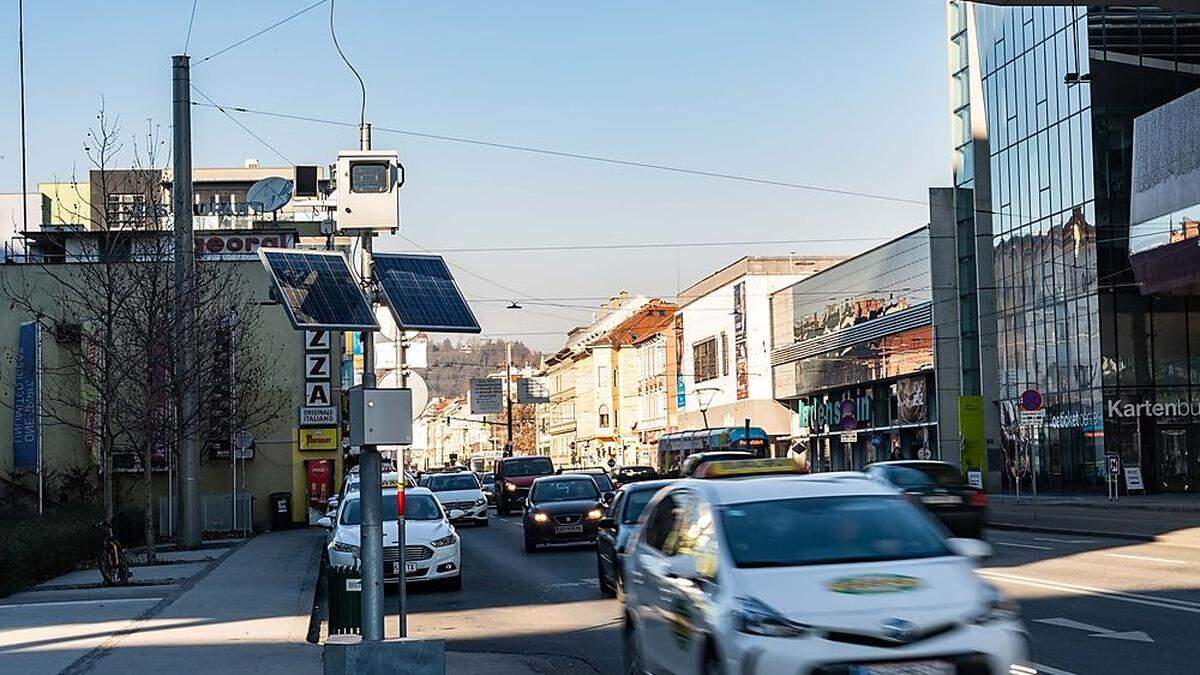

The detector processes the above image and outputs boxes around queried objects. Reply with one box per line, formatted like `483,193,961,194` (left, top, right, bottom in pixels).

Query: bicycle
97,520,132,586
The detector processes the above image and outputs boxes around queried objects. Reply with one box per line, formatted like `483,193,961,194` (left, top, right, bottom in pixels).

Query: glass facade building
951,2,1200,492
771,229,939,472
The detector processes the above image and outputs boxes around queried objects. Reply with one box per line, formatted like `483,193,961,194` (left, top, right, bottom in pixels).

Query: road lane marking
1027,663,1079,675
1104,553,1186,565
1034,617,1154,642
981,570,1200,614
0,597,163,609
995,541,1054,550
1032,537,1095,544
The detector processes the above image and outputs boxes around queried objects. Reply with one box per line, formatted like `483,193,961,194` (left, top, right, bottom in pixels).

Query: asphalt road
386,507,1200,675
384,510,622,674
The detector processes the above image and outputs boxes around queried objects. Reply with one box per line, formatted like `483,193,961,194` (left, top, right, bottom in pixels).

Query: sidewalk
75,528,324,674
987,492,1200,542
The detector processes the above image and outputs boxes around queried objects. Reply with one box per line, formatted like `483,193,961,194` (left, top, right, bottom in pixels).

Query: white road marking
1034,617,1154,642
1105,553,1186,565
547,580,599,589
1027,662,1080,675
995,541,1054,550
0,597,163,609
982,570,1200,614
1032,537,1095,544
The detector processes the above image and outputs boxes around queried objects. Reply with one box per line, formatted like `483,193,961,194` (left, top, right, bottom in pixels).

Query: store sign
194,231,296,258
796,394,873,433
1124,466,1145,492
299,406,338,426
1107,399,1200,418
300,427,340,451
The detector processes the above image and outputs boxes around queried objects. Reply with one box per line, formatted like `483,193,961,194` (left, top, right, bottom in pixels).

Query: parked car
522,474,605,552
621,472,1026,674
320,486,462,590
865,460,988,538
596,479,674,597
611,465,658,489
427,471,489,527
494,455,555,515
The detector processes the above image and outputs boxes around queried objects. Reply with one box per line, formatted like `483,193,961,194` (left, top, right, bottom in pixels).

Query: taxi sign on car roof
692,457,803,479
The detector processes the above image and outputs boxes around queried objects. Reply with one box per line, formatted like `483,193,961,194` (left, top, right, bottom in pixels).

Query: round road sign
1018,389,1043,412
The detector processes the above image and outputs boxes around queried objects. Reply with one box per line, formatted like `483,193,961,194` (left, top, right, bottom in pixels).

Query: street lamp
694,386,720,430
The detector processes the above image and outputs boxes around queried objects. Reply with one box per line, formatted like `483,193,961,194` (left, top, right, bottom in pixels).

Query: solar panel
258,249,379,331
373,253,481,333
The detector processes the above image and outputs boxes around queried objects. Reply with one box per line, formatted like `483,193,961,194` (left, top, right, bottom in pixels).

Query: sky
1,1,951,351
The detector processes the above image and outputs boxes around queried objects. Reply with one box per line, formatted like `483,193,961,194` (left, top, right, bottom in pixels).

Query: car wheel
479,517,490,528
701,640,723,675
524,532,537,553
623,615,644,675
597,555,615,597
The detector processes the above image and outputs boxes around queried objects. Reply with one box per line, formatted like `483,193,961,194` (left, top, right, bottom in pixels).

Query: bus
655,426,770,476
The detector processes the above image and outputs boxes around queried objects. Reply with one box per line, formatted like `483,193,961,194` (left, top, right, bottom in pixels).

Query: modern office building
947,2,1200,492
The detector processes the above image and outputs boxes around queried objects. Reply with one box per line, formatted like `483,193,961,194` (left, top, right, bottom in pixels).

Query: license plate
406,562,418,573
921,495,962,505
555,524,584,534
388,562,419,576
853,661,954,675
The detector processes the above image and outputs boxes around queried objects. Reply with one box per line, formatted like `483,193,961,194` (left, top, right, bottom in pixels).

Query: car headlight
969,584,1021,625
474,497,486,506
331,541,359,555
732,597,810,638
586,508,604,520
532,512,549,524
430,534,458,547
505,482,517,492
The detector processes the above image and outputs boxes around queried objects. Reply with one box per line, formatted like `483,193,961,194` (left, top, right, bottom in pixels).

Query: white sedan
425,471,489,526
322,487,462,590
622,466,1029,674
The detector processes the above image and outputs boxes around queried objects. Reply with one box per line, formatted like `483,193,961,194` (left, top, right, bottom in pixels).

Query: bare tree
2,107,290,559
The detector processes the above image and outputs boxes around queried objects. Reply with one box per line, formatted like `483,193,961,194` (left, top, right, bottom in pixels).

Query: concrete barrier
323,634,445,675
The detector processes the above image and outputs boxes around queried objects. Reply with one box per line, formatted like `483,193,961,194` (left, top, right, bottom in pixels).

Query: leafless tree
1,107,290,559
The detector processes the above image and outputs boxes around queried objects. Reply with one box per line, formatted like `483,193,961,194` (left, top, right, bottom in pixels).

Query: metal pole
356,121,386,642
506,343,513,455
397,323,408,638
18,0,28,238
172,55,201,548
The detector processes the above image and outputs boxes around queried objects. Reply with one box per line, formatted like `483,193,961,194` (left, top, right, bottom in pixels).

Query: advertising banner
300,426,340,451
305,458,335,524
12,322,39,468
896,377,927,423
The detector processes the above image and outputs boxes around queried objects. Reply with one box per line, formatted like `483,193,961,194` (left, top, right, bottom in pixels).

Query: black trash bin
269,492,291,531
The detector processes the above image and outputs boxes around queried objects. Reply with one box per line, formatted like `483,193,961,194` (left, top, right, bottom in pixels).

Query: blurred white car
426,471,489,527
621,463,1029,674
322,486,462,590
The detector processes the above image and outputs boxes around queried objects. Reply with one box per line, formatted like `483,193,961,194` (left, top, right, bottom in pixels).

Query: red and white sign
195,231,297,258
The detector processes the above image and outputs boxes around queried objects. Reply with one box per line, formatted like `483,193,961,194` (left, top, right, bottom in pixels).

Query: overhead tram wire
185,102,927,208
190,85,294,166
183,0,200,54
329,0,366,129
194,0,329,67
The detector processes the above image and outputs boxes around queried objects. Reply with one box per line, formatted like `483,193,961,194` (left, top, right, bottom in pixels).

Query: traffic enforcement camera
335,150,402,231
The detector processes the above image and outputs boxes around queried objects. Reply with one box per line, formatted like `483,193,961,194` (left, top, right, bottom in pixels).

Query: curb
986,521,1157,542
989,498,1200,514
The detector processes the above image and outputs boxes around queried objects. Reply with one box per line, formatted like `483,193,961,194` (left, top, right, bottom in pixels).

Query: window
350,163,389,193
597,366,610,389
598,405,610,428
641,492,683,554
720,332,729,376
693,338,718,382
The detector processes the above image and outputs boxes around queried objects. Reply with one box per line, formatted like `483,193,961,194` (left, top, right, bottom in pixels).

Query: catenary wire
183,0,200,55
190,85,294,165
195,0,329,66
328,0,366,129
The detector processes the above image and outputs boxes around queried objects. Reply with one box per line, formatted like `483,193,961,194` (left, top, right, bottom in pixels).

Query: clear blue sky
1,1,950,350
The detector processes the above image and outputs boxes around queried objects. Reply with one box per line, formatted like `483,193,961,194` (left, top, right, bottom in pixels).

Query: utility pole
506,342,514,456
355,122,386,643
172,55,201,548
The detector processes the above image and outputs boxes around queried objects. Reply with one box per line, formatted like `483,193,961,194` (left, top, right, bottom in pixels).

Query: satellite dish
245,176,294,214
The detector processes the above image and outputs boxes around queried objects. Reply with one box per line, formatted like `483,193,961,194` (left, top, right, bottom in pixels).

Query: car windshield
618,467,657,481
720,496,950,568
621,488,658,524
428,474,479,492
887,464,967,488
340,494,443,524
531,478,599,502
503,458,553,477
481,473,494,483
570,472,613,491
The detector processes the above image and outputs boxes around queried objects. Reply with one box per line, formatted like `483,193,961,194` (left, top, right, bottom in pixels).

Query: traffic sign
1019,409,1046,427
1019,389,1043,412
234,430,253,450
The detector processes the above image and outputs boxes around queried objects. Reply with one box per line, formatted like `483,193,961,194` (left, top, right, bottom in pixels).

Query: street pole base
323,634,445,674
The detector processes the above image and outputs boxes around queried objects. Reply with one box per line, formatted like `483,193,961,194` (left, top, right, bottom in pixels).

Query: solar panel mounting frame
372,252,481,334
258,247,380,332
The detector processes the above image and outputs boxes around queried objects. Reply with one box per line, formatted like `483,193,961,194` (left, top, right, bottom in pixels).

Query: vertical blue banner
12,322,39,468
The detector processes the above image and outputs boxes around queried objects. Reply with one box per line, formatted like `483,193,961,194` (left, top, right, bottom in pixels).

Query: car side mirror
328,498,339,509
598,517,617,531
603,491,615,503
667,554,698,581
946,537,992,563
317,516,334,529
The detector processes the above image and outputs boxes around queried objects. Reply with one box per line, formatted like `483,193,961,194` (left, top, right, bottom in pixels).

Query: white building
676,256,842,454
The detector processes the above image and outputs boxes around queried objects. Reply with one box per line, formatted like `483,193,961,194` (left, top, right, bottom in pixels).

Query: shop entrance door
1156,427,1194,492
